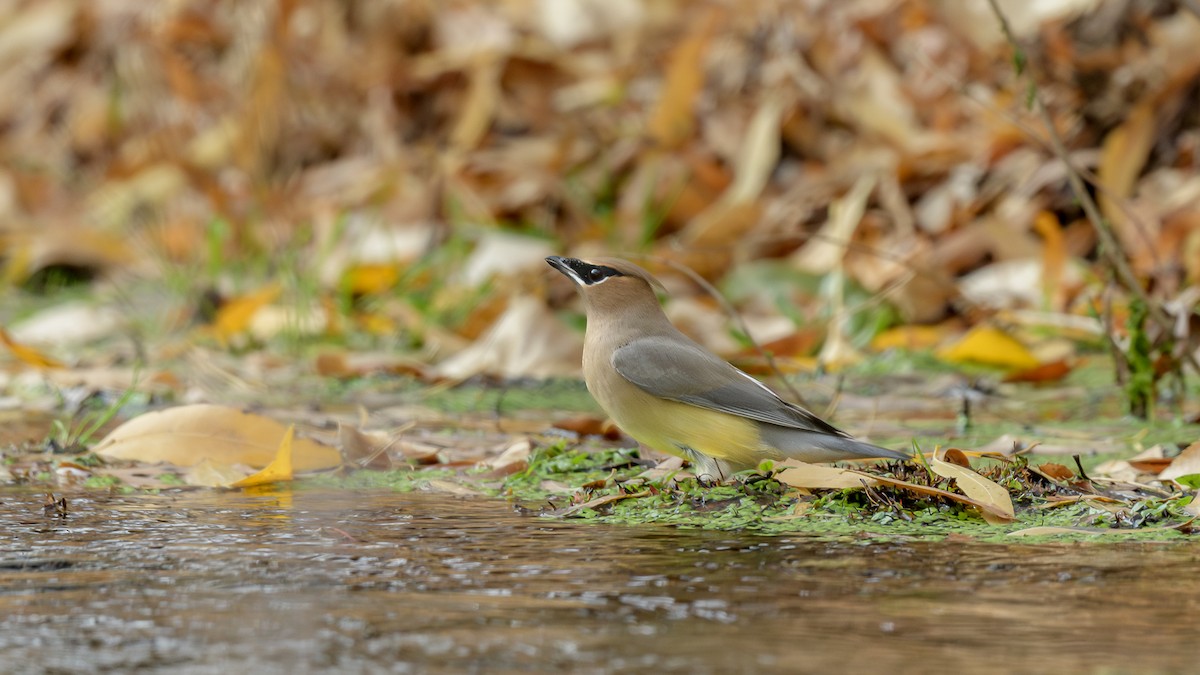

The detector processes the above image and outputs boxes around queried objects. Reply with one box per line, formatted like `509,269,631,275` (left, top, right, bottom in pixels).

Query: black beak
545,255,582,285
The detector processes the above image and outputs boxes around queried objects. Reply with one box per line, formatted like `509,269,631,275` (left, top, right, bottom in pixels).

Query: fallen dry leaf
93,404,342,470
870,324,951,352
938,448,971,468
848,470,1016,524
208,282,283,343
1003,359,1074,384
483,438,532,470
1157,441,1200,485
775,460,879,490
647,8,720,147
936,325,1039,370
337,423,396,470
436,295,583,379
792,174,876,275
231,425,295,488
0,327,66,369
551,415,620,440
1034,463,1076,482
637,456,686,482
184,458,252,488
8,302,125,348
929,450,1016,524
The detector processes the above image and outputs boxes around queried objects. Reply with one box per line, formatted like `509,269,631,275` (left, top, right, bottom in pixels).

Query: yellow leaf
935,325,1039,370
231,425,294,488
211,282,282,342
357,312,397,336
343,263,401,296
776,461,879,490
93,404,342,471
0,327,66,369
871,325,948,351
928,451,1015,524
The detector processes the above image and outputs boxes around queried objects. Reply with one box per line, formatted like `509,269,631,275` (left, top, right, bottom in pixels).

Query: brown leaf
1003,359,1074,384
396,439,444,465
1097,98,1156,267
1035,463,1076,482
1158,441,1200,485
337,423,396,470
939,448,972,468
552,415,621,440
1127,457,1174,474
451,56,503,152
1033,211,1068,311
646,8,721,147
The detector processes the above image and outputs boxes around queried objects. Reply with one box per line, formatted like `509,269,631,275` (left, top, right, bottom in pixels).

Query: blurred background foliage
1,0,1198,415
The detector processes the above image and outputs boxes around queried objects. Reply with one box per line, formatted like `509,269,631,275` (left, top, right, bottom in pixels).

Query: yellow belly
588,374,771,476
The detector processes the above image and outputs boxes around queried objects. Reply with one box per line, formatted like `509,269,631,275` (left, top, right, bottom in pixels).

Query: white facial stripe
557,265,586,285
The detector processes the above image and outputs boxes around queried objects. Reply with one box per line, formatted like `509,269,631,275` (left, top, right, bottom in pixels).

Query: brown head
545,256,667,321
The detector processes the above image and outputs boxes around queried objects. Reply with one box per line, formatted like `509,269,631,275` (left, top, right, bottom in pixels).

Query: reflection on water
1,488,1197,674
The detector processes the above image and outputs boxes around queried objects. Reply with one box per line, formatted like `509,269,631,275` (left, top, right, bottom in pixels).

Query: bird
546,255,908,480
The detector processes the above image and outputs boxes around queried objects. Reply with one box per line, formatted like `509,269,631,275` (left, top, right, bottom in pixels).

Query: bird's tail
759,426,908,463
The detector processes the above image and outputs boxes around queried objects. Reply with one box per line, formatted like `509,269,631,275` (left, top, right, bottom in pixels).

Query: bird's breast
583,351,765,469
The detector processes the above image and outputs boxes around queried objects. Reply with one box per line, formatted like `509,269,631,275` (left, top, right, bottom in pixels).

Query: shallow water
2,488,1197,674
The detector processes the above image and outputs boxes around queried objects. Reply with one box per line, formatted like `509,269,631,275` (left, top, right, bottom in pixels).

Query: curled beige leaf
929,452,1015,524
776,460,879,490
93,404,341,471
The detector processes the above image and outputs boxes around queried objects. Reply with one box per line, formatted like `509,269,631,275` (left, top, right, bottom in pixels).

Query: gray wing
611,335,846,436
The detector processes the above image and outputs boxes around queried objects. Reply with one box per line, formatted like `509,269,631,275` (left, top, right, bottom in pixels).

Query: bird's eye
588,267,606,283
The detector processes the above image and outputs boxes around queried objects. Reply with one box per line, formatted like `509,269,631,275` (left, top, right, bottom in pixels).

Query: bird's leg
675,444,724,486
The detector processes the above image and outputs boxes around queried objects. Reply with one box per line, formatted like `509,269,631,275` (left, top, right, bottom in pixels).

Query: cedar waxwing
546,255,907,479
